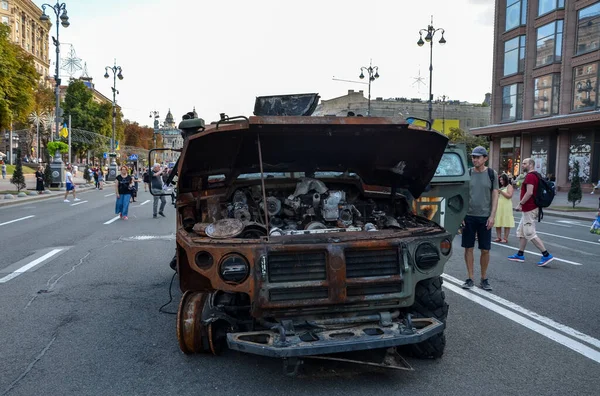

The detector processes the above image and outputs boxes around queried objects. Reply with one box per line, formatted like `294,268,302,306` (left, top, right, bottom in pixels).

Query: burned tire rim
177,291,210,354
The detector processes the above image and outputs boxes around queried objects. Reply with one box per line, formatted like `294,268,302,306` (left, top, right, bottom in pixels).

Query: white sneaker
64,199,70,202
74,198,81,201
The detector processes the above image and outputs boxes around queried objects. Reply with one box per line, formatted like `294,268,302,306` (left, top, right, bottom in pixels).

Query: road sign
103,152,108,159
129,154,138,161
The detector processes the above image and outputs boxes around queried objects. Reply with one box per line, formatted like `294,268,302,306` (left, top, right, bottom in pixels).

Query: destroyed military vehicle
150,94,469,373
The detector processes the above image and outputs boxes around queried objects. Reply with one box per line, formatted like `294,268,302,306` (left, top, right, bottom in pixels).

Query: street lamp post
439,94,449,133
149,111,160,150
417,16,446,128
104,60,123,181
359,61,380,116
40,2,69,187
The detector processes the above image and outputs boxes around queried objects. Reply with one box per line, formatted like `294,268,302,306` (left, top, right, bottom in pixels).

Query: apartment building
0,0,51,82
472,0,600,191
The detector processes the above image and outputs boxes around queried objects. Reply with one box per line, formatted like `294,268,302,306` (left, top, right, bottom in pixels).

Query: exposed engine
194,178,434,239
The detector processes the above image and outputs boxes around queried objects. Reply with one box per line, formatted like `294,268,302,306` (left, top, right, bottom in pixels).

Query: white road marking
557,220,591,228
513,217,571,228
0,249,63,283
490,242,583,266
442,281,600,364
104,216,121,224
139,200,150,206
70,200,88,206
443,274,600,350
105,193,115,197
535,231,600,246
0,215,35,227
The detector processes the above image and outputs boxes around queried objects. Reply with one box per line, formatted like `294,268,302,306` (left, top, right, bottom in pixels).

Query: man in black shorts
461,146,499,291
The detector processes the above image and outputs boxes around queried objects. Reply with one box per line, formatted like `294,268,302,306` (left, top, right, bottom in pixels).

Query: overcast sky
34,0,494,128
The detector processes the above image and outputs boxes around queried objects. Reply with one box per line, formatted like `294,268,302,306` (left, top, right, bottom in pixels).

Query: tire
403,276,448,359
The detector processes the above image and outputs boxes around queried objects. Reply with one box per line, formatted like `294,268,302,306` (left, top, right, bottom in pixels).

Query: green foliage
62,80,123,159
0,25,39,129
83,165,91,183
10,148,26,191
446,127,489,165
568,161,582,208
47,141,69,154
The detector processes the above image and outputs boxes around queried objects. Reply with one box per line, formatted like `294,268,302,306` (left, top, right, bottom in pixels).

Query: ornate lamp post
359,61,380,116
40,2,69,186
417,16,446,128
104,60,123,181
149,110,160,150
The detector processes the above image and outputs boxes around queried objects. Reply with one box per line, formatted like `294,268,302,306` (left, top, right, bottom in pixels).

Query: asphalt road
0,190,599,396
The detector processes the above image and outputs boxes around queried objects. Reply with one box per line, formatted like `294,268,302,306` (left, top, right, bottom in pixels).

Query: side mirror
148,148,181,198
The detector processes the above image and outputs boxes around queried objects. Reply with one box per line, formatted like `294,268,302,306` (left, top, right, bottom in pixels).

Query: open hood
179,116,449,198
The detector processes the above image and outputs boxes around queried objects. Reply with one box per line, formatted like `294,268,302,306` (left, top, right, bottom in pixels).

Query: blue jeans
115,194,131,217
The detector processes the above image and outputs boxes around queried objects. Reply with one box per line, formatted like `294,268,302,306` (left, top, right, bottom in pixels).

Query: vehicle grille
347,283,403,296
269,287,329,302
345,248,400,278
268,252,327,283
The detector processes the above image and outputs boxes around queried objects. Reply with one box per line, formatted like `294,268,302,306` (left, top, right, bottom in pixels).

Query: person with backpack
461,146,499,291
508,157,554,266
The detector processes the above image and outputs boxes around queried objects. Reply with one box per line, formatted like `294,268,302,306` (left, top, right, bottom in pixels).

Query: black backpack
531,171,555,221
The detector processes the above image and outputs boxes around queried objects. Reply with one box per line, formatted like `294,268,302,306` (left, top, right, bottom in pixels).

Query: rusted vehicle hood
179,116,449,198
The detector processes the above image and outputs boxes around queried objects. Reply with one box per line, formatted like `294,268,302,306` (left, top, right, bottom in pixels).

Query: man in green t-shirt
461,146,499,291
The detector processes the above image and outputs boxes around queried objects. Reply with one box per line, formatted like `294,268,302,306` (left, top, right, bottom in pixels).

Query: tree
124,120,155,150
10,148,26,192
0,25,39,130
568,161,582,208
446,127,489,163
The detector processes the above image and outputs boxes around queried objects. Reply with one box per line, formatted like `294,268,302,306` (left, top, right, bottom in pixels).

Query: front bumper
227,317,444,358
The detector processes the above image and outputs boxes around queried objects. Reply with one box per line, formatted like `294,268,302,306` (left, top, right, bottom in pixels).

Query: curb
0,185,97,207
543,210,596,222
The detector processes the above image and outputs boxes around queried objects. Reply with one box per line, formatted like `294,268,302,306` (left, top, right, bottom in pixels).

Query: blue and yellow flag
115,140,120,151
59,123,69,138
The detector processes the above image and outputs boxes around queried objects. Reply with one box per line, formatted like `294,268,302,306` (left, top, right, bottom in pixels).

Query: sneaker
159,212,165,217
64,199,70,203
508,253,525,262
461,278,474,289
537,254,554,267
122,216,128,220
480,278,493,291
119,213,122,218
153,214,157,218
74,198,81,201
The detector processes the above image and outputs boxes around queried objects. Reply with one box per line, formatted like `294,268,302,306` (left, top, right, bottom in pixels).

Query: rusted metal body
171,112,468,362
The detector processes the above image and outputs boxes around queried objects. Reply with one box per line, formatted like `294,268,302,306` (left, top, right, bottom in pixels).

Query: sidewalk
0,173,113,207
511,188,599,221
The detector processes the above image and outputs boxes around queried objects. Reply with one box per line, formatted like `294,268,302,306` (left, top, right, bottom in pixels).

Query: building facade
314,90,491,133
472,0,600,191
0,0,51,82
160,109,183,164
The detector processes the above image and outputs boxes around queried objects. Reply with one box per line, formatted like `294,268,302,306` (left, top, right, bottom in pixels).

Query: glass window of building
534,74,560,117
502,84,524,122
506,0,528,31
538,0,565,16
576,2,600,55
536,20,563,67
504,35,526,76
1,16,8,25
500,137,522,177
573,63,598,111
1,1,8,11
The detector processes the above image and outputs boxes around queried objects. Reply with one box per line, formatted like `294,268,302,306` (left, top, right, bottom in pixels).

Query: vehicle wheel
176,291,211,354
402,276,448,359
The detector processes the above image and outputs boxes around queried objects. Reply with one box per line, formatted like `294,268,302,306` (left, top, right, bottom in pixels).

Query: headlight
219,254,249,284
440,239,452,256
415,243,440,271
